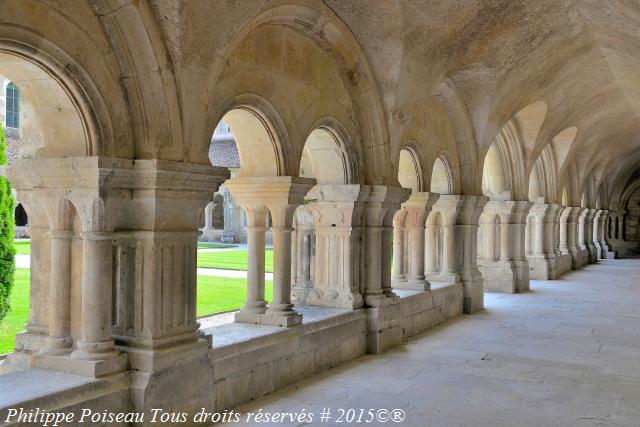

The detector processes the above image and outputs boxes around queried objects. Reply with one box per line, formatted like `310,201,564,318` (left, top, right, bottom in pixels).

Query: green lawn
197,276,272,316
14,239,30,255
0,268,30,354
197,248,274,273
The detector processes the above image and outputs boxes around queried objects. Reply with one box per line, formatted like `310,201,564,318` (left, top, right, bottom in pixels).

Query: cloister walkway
232,259,640,427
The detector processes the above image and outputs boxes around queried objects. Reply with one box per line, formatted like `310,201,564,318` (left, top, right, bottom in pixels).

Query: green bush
0,122,15,322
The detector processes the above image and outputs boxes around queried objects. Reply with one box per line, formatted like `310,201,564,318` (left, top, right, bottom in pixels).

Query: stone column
568,207,587,268
201,201,216,241
9,192,50,353
479,200,531,293
299,185,369,309
391,210,407,283
527,202,558,280
393,192,438,291
363,185,411,307
44,230,73,353
227,177,315,327
424,222,438,275
559,207,570,254
456,195,487,313
220,185,236,243
585,209,598,263
238,209,269,322
442,223,456,273
72,232,119,361
593,210,603,258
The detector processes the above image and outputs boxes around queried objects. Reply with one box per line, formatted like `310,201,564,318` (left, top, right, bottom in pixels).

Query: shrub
0,121,15,322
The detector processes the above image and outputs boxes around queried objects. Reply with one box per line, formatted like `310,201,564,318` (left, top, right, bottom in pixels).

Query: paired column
226,177,315,327
478,200,531,293
393,192,438,291
363,185,411,306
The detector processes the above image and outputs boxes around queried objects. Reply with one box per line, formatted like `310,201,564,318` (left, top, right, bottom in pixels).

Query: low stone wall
209,309,368,410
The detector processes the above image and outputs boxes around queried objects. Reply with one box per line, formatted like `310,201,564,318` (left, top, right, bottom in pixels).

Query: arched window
5,82,19,129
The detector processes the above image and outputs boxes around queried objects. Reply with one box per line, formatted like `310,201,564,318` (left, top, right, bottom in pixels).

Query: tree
0,121,15,322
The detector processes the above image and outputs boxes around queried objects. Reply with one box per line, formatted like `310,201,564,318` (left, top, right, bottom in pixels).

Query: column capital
226,176,316,227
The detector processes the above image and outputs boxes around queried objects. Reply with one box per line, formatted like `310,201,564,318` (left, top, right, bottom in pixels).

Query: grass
197,248,274,273
196,276,272,317
14,239,30,255
0,268,30,354
197,242,237,249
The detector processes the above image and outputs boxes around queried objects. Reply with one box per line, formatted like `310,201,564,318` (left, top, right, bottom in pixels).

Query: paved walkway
231,259,640,426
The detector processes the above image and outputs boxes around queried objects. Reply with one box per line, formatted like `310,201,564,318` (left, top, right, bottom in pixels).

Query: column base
4,350,127,377
12,330,49,353
261,309,303,327
528,256,552,280
365,293,399,308
41,336,73,355
587,243,598,263
461,271,484,314
426,272,461,285
553,253,573,276
295,287,364,310
392,279,430,291
479,260,518,293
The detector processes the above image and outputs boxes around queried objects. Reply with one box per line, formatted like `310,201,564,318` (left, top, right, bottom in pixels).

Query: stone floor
231,259,640,427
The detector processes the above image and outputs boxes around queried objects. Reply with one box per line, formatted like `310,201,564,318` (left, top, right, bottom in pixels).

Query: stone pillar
394,192,439,291
585,209,598,263
593,210,603,259
226,177,315,327
9,192,50,354
478,200,531,293
201,200,216,241
44,230,73,353
568,207,587,268
220,185,236,243
391,210,407,283
291,206,315,301
363,185,411,307
559,207,570,255
526,202,561,280
442,223,456,273
455,195,487,313
599,210,617,258
235,208,268,322
424,222,438,275
297,185,368,309
72,232,119,361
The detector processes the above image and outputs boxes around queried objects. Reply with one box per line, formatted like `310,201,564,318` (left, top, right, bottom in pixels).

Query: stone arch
528,145,558,204
89,0,181,160
213,96,289,177
0,34,118,158
398,145,424,193
430,153,456,195
201,2,388,183
432,78,479,195
481,121,527,201
299,118,360,185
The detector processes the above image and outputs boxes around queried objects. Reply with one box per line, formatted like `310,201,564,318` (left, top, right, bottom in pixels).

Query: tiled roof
209,135,240,168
